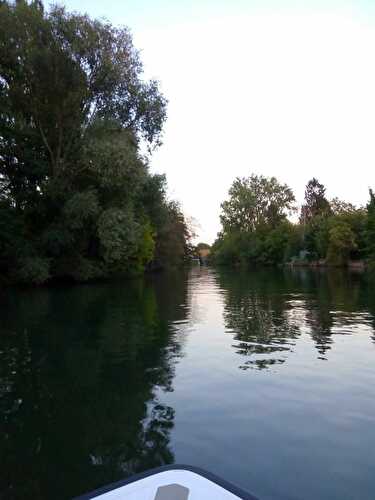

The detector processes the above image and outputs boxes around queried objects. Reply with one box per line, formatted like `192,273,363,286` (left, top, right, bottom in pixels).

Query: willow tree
0,1,165,180
0,1,171,283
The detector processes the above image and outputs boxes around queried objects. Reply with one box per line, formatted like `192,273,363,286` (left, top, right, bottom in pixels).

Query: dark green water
1,267,375,500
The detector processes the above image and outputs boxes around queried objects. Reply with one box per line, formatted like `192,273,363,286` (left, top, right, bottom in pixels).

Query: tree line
0,1,194,285
212,174,375,269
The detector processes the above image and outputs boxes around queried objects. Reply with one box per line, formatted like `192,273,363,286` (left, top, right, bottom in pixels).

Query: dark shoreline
285,260,366,271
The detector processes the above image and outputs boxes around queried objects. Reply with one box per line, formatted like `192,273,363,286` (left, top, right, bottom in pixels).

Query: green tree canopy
365,189,375,266
330,197,357,215
196,242,211,251
212,176,372,268
326,219,357,266
300,178,331,224
0,0,166,186
0,1,193,285
220,174,295,234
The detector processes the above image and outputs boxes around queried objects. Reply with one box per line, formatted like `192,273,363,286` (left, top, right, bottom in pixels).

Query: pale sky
62,0,375,243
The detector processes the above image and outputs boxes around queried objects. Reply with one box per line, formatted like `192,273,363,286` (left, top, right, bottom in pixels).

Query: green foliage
304,215,330,259
213,222,294,267
212,231,254,266
153,201,195,268
298,178,332,260
220,174,295,233
0,1,191,285
333,209,367,259
365,189,375,268
196,242,211,251
261,222,295,264
283,224,304,262
68,257,105,282
138,223,156,268
98,209,140,267
326,220,357,266
0,203,23,278
213,174,373,269
213,175,296,267
63,190,100,230
300,178,331,224
16,256,50,285
301,197,366,263
330,197,357,215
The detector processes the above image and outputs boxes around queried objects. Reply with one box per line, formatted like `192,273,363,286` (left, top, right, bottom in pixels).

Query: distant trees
220,175,295,233
194,242,211,262
153,200,196,269
0,1,191,284
196,243,211,251
326,220,357,266
300,178,331,224
212,174,375,269
330,198,357,215
300,179,367,263
365,190,375,268
213,175,295,266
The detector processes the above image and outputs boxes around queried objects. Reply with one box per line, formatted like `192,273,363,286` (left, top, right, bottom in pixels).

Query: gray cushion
154,483,190,500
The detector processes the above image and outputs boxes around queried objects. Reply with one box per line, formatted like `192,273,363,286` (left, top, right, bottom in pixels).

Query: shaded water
1,267,375,500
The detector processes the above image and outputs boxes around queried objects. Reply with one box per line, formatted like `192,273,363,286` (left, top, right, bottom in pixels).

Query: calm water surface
1,267,375,500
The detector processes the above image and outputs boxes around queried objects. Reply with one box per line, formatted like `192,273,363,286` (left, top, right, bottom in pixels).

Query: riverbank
286,259,366,271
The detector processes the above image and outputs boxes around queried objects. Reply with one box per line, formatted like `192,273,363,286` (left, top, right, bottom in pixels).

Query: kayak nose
73,464,259,500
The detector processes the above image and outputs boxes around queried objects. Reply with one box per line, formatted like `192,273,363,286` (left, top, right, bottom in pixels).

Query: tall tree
220,174,295,233
0,1,166,186
300,178,331,224
0,1,194,284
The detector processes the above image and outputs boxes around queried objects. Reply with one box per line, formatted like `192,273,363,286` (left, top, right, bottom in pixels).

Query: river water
1,266,375,500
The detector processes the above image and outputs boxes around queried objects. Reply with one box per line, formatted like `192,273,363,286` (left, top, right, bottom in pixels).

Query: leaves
300,178,331,224
327,220,357,265
63,190,99,230
214,175,373,268
0,1,190,284
220,174,295,233
98,208,140,266
16,256,50,285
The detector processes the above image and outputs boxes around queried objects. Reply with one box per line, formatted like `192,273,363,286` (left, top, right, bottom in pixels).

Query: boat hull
74,464,259,500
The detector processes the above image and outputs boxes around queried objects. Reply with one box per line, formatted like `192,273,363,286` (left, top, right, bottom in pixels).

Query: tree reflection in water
1,267,375,500
0,272,189,500
217,268,372,369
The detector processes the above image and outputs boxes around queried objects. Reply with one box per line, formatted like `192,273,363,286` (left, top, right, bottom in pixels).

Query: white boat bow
74,464,259,500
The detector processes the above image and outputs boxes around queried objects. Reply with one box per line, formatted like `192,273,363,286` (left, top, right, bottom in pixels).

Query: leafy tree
330,197,357,215
260,222,295,264
0,1,166,180
212,175,369,268
196,242,211,251
334,208,367,260
211,231,253,266
153,201,195,269
283,224,305,262
326,220,357,266
0,1,192,285
300,178,331,224
365,189,375,266
213,175,296,266
220,174,295,233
